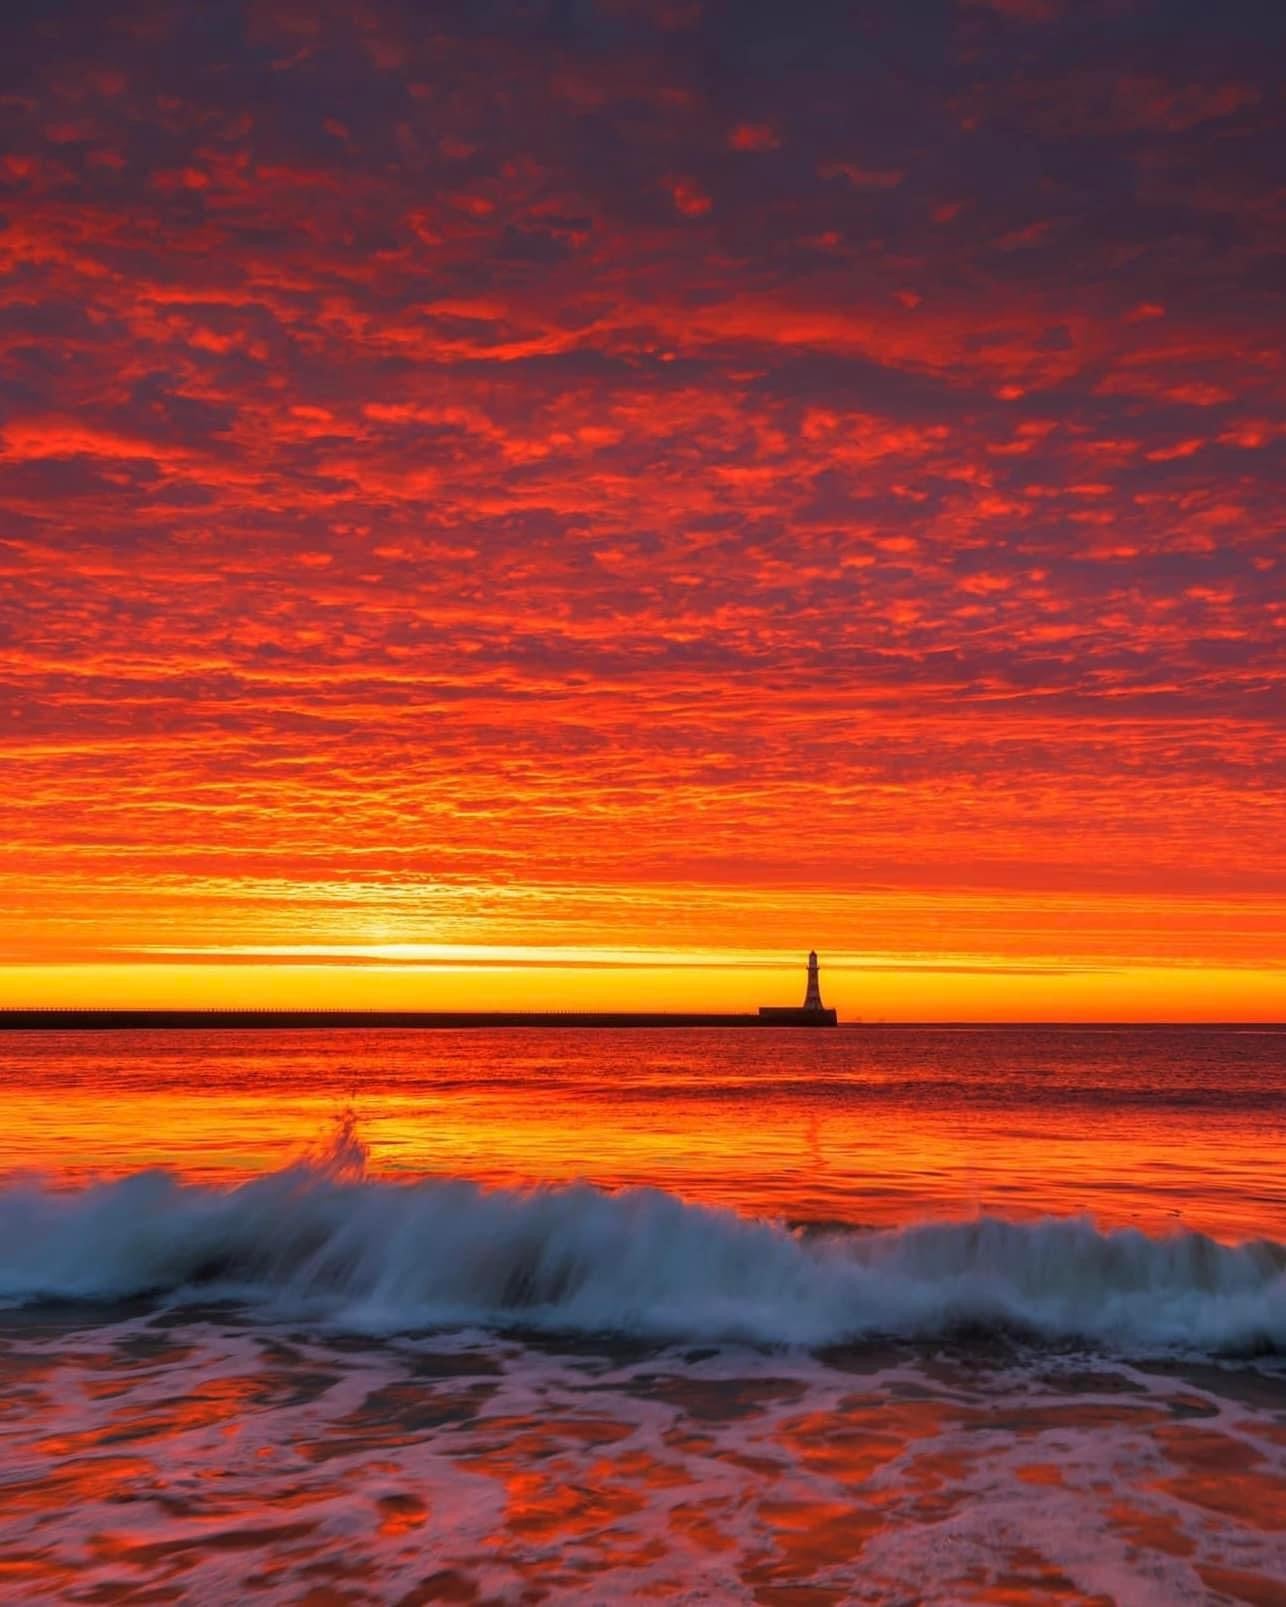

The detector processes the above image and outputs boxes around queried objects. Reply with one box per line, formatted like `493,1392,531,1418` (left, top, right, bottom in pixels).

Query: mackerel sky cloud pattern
2,0,1283,1008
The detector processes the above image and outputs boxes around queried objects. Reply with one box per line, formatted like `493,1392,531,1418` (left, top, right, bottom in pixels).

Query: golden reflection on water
0,1026,1282,1241
1,1027,1282,1604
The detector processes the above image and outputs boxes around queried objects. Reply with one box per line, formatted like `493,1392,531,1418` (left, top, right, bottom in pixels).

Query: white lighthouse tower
756,951,837,1024
803,950,825,1011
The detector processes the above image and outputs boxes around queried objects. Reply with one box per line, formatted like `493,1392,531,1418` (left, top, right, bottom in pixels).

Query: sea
0,1025,1282,1604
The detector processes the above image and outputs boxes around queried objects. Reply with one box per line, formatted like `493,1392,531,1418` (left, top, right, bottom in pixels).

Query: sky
2,0,1283,1018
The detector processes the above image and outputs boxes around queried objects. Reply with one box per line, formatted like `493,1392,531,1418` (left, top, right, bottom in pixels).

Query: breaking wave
0,1141,1281,1354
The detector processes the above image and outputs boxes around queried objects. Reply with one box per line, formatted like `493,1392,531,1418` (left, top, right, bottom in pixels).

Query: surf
1,1134,1281,1355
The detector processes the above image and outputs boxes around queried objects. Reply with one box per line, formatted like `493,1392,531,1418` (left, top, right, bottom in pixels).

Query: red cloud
0,0,1281,996
664,175,712,215
728,123,780,152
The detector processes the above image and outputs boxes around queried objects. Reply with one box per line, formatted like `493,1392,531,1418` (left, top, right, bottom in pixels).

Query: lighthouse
756,952,838,1024
803,950,824,1011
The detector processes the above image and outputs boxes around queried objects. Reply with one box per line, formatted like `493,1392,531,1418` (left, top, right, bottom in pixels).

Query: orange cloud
0,0,1280,1016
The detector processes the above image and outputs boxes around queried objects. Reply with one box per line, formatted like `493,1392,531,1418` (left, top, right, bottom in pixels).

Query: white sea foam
0,1150,1281,1353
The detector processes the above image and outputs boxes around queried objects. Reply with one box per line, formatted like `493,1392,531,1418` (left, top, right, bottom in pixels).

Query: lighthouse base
757,1006,838,1026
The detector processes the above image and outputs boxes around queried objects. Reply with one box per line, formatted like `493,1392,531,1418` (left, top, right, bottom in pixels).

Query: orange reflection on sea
1,1023,1281,1243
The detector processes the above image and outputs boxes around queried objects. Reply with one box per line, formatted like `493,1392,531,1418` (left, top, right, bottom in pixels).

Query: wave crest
0,1157,1281,1353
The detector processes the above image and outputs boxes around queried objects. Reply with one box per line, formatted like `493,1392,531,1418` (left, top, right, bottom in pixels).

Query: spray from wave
0,1119,1281,1354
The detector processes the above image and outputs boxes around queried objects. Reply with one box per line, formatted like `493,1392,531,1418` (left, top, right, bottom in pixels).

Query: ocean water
0,1026,1282,1603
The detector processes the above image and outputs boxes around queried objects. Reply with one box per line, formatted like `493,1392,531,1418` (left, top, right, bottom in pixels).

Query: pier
0,1008,836,1031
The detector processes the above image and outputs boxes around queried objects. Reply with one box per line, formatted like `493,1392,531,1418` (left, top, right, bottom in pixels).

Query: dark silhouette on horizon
0,953,840,1030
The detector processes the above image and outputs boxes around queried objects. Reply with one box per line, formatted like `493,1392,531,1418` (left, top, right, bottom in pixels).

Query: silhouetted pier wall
0,1008,838,1031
